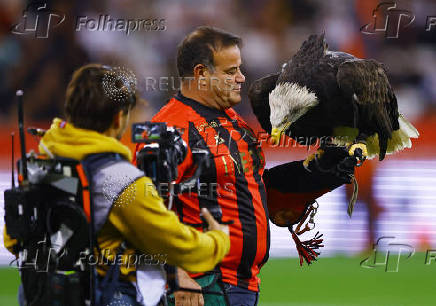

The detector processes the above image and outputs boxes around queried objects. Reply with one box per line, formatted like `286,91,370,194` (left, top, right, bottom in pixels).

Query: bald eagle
249,33,419,162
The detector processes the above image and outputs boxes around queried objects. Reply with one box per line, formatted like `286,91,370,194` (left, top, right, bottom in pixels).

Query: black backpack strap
81,153,124,176
79,153,124,251
97,242,133,305
80,153,134,305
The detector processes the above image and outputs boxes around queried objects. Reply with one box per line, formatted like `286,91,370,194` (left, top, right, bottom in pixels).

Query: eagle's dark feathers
249,33,416,161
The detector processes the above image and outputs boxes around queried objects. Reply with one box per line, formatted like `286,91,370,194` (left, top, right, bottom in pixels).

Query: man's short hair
64,64,137,133
176,26,242,77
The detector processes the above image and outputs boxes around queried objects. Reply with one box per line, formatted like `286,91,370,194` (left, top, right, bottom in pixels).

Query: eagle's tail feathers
366,115,418,159
385,115,419,153
398,114,419,139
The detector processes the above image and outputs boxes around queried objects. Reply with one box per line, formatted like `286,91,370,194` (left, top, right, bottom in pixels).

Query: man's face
204,45,245,110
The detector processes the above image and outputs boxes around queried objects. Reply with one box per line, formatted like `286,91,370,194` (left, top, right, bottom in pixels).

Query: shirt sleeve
3,226,18,256
107,176,230,273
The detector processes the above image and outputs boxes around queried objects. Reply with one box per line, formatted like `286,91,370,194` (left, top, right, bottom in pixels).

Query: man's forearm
263,160,343,194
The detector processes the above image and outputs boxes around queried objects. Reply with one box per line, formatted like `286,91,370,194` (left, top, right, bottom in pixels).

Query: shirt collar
175,92,230,119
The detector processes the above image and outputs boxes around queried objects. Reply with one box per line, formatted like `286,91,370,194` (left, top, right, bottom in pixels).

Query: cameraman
4,63,230,306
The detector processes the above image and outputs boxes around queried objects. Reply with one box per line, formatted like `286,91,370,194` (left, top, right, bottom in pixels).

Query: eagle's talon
348,143,367,166
303,149,324,171
303,152,316,171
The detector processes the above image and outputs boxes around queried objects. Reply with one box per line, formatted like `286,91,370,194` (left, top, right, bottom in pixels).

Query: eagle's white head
269,82,319,143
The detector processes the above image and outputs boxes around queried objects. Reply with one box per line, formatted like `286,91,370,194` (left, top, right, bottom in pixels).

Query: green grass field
258,253,436,306
0,254,435,305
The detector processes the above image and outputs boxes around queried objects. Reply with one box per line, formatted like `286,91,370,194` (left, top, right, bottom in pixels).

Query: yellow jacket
4,118,230,281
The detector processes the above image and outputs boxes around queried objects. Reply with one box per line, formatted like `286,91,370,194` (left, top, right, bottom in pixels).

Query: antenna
17,90,28,181
11,133,15,189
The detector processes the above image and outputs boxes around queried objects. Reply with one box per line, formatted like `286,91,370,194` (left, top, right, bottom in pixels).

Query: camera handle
168,148,210,210
177,148,210,193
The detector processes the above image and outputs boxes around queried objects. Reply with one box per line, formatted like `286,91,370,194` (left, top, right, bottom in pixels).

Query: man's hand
174,268,204,306
174,210,227,306
201,208,229,236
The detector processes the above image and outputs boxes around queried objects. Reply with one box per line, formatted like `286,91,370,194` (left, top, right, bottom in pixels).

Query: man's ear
193,64,208,79
112,110,123,129
194,64,210,89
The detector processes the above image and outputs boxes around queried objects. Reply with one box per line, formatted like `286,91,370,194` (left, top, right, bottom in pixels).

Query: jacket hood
39,118,132,161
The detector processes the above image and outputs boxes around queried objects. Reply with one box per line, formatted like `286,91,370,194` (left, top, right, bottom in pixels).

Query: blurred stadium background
1,0,436,304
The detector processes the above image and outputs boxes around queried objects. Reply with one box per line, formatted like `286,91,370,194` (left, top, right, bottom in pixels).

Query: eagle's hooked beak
271,122,291,145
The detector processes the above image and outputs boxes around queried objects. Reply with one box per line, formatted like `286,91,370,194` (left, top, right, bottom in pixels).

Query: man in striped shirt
136,26,356,306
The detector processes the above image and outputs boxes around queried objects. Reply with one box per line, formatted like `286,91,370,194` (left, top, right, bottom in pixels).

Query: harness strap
97,242,136,305
76,164,91,222
80,153,133,305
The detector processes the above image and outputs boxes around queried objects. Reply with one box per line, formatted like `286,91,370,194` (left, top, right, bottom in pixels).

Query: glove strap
289,201,324,266
289,229,324,266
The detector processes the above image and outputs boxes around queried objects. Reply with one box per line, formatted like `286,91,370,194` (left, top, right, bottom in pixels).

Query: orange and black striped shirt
136,93,337,291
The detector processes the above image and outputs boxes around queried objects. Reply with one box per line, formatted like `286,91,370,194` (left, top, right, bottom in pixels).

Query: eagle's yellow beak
270,123,290,145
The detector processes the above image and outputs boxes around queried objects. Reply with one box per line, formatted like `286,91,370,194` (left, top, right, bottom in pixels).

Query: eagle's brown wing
336,59,399,160
248,73,280,133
